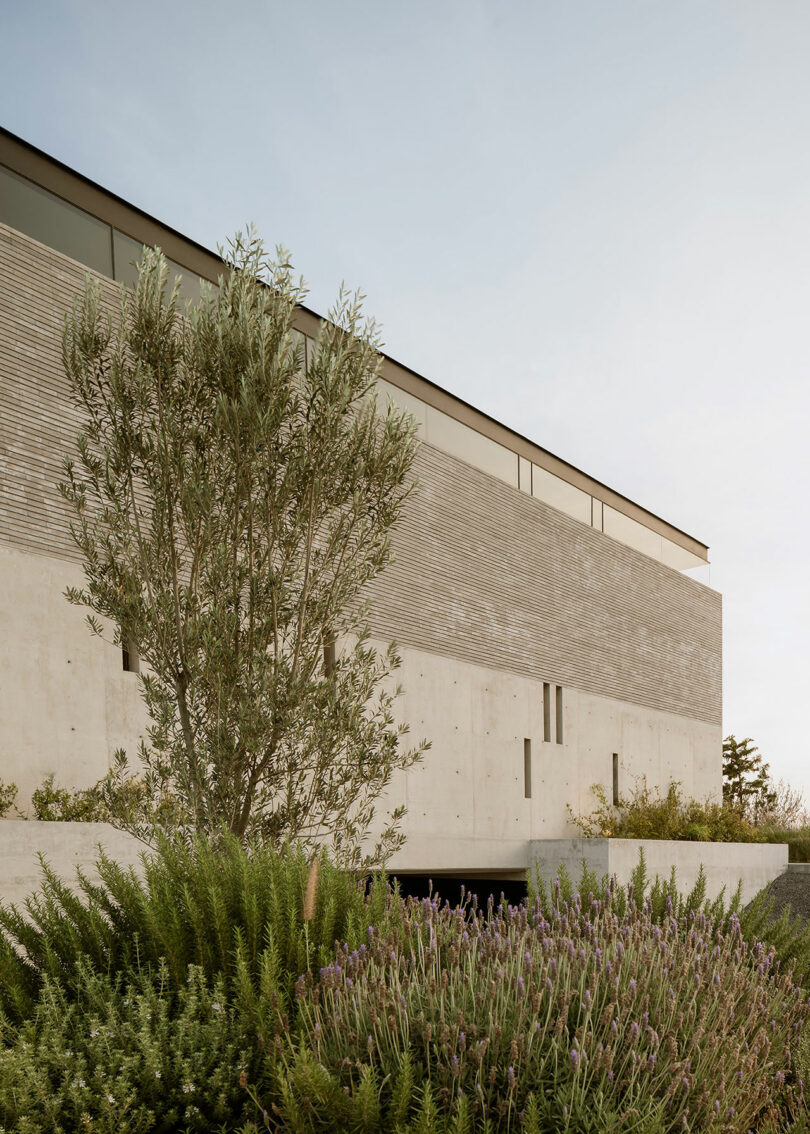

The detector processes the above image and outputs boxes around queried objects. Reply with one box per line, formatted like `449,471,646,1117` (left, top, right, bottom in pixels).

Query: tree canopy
60,233,426,866
722,734,776,818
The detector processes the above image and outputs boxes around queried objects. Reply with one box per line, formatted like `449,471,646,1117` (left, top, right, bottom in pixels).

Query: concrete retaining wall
0,820,146,907
529,837,788,904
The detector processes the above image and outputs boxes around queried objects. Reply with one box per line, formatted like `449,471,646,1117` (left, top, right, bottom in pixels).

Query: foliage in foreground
60,232,425,862
261,886,808,1133
0,835,389,1026
0,964,254,1134
1,842,810,1131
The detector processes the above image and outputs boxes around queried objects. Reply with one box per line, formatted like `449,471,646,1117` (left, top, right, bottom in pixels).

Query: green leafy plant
0,779,19,819
259,883,808,1133
30,774,105,822
0,834,391,1026
60,232,427,863
0,962,256,1133
568,779,766,843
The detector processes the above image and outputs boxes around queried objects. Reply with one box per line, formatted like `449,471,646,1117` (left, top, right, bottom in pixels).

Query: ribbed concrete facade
0,150,723,872
371,444,720,726
1,223,721,727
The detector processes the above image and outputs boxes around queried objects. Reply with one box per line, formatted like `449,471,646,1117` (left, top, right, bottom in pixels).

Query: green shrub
532,851,810,993
0,962,256,1133
0,780,19,819
30,773,106,822
760,825,810,864
0,834,390,1026
259,887,808,1133
569,780,766,843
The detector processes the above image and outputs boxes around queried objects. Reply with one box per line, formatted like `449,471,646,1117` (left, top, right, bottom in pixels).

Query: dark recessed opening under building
389,873,528,910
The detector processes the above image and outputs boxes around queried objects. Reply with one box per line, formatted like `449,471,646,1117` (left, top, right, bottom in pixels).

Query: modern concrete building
0,127,722,879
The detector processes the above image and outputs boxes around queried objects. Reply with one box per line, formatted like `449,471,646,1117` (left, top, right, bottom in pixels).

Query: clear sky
3,1,809,798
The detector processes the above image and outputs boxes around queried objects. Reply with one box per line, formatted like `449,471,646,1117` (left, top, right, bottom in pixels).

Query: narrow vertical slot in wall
523,738,532,798
323,638,336,677
555,685,563,744
122,637,139,674
612,753,619,806
542,683,551,742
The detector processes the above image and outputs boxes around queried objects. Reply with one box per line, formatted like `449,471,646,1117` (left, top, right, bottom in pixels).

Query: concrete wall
0,545,149,807
367,441,721,727
0,222,723,870
0,821,785,909
0,819,146,907
529,837,788,904
381,644,721,866
1,224,721,726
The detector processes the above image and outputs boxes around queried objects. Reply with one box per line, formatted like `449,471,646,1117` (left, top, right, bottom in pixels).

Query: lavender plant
267,888,809,1133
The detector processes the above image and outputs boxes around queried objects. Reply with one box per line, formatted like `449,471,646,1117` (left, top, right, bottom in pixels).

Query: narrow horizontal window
0,164,113,276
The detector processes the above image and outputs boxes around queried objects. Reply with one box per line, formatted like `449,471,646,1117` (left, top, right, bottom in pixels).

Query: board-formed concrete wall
529,837,788,904
0,222,722,872
1,223,721,725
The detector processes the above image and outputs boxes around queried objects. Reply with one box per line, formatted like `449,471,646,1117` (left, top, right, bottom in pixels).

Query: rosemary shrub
0,835,390,1025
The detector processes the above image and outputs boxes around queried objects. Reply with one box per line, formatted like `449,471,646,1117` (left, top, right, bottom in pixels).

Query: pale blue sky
3,1,810,797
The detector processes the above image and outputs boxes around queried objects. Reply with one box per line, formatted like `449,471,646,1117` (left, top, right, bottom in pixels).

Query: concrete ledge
0,820,147,907
529,837,789,904
387,835,530,879
786,863,810,875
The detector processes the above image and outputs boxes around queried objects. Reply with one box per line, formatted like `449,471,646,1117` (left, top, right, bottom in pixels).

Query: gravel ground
763,871,810,921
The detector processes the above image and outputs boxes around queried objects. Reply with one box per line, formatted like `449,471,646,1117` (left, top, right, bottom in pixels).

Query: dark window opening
122,637,139,674
523,738,532,798
542,683,551,742
555,685,563,745
323,638,336,677
612,753,620,807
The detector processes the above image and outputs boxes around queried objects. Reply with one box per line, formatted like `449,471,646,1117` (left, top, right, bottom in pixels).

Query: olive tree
60,233,425,866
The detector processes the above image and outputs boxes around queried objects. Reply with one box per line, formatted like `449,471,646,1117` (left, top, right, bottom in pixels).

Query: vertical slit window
523,738,532,798
612,753,619,806
543,683,551,742
555,685,563,745
323,639,336,677
122,637,139,674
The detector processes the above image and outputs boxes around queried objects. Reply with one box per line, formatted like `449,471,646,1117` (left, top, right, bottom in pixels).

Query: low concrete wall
529,837,788,904
0,820,147,907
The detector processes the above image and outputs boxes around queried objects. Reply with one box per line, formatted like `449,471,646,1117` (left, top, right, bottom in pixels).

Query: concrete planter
529,837,788,904
0,820,146,907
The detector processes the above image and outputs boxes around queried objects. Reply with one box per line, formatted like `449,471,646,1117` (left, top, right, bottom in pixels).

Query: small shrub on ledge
568,779,767,843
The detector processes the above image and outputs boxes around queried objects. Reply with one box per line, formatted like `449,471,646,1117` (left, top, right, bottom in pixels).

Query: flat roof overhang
0,125,709,565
